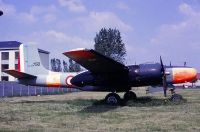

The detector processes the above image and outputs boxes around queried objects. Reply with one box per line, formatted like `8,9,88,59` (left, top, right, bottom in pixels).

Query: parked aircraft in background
64,48,197,104
4,44,78,88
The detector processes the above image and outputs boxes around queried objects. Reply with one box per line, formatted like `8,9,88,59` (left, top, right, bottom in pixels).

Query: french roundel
65,76,74,86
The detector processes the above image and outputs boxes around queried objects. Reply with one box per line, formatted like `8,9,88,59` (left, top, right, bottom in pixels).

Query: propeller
160,56,167,97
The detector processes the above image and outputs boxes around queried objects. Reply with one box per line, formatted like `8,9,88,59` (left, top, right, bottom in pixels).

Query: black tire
124,91,137,101
105,93,121,105
170,94,183,103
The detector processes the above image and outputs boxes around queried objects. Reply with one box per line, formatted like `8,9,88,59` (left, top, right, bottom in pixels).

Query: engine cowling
166,67,197,84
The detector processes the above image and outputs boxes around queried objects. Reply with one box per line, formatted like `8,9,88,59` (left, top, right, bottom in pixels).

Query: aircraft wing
63,48,128,74
4,69,36,79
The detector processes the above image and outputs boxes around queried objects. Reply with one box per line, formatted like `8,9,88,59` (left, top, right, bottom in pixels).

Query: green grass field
0,88,200,132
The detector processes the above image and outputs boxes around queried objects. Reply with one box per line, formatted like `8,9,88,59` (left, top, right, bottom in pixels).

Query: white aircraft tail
19,44,49,75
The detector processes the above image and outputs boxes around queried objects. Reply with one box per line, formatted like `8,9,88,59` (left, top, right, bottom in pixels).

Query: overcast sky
0,0,200,71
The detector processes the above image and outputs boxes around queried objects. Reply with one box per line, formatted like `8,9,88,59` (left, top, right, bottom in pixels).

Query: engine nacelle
166,67,197,84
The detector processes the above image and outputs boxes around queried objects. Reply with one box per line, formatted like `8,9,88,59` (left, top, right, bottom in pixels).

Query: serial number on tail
28,62,40,67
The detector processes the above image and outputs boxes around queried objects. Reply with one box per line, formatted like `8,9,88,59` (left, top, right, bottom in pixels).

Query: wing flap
63,49,128,73
4,69,36,79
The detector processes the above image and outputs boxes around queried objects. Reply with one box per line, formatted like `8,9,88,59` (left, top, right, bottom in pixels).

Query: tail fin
19,44,49,75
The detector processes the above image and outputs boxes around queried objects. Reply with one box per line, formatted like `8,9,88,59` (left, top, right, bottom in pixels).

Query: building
197,73,200,80
194,73,200,88
0,41,49,81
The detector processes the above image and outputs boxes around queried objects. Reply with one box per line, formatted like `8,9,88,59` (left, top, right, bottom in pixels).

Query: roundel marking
65,75,74,86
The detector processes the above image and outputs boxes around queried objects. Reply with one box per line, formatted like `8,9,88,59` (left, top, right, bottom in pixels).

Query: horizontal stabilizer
4,69,36,79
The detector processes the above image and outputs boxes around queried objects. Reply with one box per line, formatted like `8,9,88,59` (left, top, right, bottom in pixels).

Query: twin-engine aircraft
63,48,197,104
5,44,197,105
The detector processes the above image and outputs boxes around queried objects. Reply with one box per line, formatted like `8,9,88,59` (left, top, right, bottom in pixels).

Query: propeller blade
160,56,164,72
163,74,167,97
160,56,167,97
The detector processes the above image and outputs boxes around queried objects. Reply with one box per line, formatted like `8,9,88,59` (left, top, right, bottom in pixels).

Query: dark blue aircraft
64,49,197,104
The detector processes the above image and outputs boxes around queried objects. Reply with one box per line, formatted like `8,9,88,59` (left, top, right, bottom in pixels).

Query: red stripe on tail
18,51,20,71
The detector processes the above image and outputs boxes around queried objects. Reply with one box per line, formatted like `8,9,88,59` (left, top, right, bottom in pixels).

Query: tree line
51,58,81,72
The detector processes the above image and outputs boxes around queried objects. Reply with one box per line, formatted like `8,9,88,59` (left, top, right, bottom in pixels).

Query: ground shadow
12,99,100,105
79,99,119,113
11,96,187,114
123,96,187,107
79,96,187,113
13,99,119,113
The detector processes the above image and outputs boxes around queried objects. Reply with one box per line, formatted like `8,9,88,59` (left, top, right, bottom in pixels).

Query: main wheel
105,93,121,105
170,94,183,103
124,91,137,101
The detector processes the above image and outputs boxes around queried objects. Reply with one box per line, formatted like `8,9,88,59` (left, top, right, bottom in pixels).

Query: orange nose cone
172,68,197,84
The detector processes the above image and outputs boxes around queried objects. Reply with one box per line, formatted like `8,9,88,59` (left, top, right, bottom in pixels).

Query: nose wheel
169,89,183,102
170,94,183,102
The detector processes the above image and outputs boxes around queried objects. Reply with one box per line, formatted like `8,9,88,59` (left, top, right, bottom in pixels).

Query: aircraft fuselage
71,63,197,92
17,71,77,88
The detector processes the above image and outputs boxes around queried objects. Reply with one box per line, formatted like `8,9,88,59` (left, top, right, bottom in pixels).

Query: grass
0,88,200,132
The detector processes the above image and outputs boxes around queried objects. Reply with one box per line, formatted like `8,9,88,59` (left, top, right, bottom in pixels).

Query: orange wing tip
64,48,88,53
63,48,94,59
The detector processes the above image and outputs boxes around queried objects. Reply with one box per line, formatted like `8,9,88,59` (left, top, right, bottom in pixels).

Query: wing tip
63,48,96,60
67,48,87,52
63,48,91,55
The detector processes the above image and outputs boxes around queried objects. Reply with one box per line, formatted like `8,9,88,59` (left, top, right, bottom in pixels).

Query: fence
0,81,79,97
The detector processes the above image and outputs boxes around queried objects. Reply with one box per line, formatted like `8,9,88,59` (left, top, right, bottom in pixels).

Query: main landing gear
124,91,137,101
105,93,121,105
105,91,137,105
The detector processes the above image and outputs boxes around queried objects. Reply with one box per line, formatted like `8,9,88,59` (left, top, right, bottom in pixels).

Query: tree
56,59,62,72
50,58,62,72
94,28,126,64
74,63,81,72
63,60,68,72
51,58,81,72
68,59,81,72
51,58,57,71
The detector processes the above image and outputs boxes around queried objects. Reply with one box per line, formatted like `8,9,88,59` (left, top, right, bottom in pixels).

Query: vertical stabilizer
19,44,48,75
